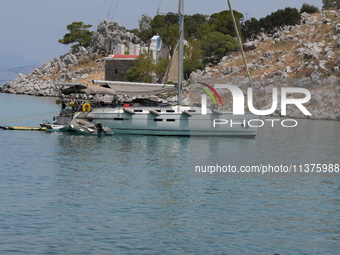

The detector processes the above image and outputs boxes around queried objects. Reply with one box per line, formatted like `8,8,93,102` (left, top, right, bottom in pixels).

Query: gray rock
284,66,293,73
336,24,340,34
89,20,141,54
310,72,323,84
50,58,66,69
323,19,332,24
80,74,89,79
325,50,335,60
17,73,26,79
318,60,328,71
326,76,340,86
243,40,259,51
302,48,320,60
74,46,88,59
256,33,268,42
66,73,74,81
263,51,275,60
75,68,84,75
60,53,78,66
311,92,322,103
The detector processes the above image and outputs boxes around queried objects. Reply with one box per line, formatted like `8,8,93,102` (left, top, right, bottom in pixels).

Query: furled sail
162,42,179,84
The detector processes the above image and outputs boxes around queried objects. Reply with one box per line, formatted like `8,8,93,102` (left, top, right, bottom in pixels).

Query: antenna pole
177,0,184,105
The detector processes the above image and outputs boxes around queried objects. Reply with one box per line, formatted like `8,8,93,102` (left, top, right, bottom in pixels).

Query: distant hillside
0,65,37,87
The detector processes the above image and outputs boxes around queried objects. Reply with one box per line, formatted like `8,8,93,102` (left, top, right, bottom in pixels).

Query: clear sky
0,0,323,64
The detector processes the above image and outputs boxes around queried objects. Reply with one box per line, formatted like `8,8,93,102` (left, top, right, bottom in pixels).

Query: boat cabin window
166,110,175,112
154,119,163,122
166,119,176,122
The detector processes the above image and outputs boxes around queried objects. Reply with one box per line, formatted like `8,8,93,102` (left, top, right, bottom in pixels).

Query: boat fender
149,109,160,116
212,109,223,115
82,103,91,112
87,113,95,121
182,110,192,117
123,108,135,115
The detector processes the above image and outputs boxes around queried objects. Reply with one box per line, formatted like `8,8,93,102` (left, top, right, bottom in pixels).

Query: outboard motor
95,122,104,133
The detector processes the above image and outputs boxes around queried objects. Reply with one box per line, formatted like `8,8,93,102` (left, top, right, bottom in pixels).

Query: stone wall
105,58,135,81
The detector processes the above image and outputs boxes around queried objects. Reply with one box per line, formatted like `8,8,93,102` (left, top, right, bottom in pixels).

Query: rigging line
108,0,115,20
227,0,259,109
110,0,120,21
157,0,163,15
96,0,108,26
226,0,252,86
0,112,60,120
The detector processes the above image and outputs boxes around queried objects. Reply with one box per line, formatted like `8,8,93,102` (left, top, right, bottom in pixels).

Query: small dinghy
68,119,113,135
40,123,66,131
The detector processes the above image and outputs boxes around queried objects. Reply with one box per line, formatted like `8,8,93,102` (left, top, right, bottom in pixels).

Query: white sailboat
56,0,258,137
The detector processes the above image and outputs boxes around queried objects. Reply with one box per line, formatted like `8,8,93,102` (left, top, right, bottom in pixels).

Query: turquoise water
0,93,339,254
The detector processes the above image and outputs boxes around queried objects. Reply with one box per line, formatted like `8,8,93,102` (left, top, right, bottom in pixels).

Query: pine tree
58,22,93,52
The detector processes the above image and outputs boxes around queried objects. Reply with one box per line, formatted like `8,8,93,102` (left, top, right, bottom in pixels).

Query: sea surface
0,93,339,255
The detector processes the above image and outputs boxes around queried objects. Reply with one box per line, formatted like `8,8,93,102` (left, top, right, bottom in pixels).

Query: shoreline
0,89,338,121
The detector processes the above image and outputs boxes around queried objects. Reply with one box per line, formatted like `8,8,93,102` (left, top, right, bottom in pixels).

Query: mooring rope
0,112,60,123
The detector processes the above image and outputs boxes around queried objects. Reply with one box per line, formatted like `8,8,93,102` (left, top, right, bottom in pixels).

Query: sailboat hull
73,108,258,137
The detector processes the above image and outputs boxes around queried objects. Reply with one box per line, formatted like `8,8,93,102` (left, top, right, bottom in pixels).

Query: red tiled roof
111,54,139,59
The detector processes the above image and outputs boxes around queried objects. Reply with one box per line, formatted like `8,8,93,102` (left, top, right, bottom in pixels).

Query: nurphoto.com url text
194,163,339,175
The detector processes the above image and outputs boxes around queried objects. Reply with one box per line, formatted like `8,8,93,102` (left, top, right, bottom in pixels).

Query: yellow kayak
0,126,47,131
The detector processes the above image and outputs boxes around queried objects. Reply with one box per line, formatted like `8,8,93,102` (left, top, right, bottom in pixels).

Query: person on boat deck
70,97,80,111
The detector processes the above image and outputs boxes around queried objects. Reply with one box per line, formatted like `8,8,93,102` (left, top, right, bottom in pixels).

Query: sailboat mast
177,0,184,105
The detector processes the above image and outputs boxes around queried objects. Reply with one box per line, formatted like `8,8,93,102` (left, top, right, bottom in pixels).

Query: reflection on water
55,134,190,171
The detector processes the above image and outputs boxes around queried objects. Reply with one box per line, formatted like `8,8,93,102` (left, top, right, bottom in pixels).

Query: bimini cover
59,85,116,95
92,80,176,96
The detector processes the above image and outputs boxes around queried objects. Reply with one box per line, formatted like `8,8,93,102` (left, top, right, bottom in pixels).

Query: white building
109,35,168,61
150,35,169,61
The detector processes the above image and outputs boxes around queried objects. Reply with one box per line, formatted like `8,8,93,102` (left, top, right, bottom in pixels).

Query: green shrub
300,3,319,14
243,7,301,40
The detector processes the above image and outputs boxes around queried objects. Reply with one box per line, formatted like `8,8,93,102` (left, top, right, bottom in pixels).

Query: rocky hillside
189,10,340,120
2,11,340,120
1,20,140,96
